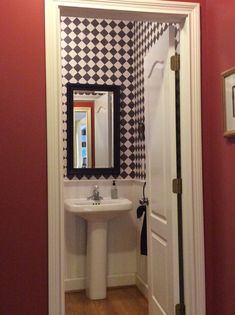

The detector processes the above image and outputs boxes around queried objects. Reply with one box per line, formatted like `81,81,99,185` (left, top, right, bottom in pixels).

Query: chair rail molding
45,1,205,315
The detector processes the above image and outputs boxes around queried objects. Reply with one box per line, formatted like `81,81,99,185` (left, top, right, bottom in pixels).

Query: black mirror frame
66,83,120,177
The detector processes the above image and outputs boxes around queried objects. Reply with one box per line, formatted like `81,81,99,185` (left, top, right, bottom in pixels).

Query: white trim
136,274,149,300
180,7,206,315
65,273,136,292
65,278,86,292
45,2,64,315
45,1,205,315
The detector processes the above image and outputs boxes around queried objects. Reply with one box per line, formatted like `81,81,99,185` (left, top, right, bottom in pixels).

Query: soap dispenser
111,180,118,199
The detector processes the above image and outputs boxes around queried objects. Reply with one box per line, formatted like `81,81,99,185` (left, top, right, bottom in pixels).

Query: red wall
1,0,235,315
0,1,48,315
203,0,235,314
175,1,235,313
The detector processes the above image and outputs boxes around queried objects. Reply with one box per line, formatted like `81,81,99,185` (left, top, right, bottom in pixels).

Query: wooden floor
65,286,148,315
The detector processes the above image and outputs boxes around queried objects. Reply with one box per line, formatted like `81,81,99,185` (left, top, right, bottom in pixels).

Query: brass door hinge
172,178,182,194
171,54,180,71
175,303,185,315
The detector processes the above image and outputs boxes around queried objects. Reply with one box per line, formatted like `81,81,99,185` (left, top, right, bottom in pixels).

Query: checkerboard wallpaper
61,17,179,180
61,17,135,179
133,21,170,180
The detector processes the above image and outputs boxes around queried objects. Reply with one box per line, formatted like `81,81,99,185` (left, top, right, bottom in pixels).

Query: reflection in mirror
73,91,113,168
74,106,92,168
67,84,120,177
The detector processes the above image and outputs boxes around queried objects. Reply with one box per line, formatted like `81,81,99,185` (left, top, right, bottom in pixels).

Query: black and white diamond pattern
133,21,169,179
61,17,135,179
61,17,180,180
133,22,180,180
175,24,180,54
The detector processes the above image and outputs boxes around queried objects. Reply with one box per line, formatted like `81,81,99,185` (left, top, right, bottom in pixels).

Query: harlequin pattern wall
61,17,135,179
61,17,178,180
133,21,170,179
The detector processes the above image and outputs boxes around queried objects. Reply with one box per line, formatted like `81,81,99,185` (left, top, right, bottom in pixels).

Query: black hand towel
137,205,147,256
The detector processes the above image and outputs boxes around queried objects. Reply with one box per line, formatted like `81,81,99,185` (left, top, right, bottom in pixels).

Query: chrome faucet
87,185,103,201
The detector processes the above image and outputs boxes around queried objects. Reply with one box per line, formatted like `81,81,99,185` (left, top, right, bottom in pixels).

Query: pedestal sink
64,197,133,300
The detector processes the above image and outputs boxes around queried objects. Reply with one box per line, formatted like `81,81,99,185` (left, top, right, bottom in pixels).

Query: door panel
152,233,168,310
145,26,179,315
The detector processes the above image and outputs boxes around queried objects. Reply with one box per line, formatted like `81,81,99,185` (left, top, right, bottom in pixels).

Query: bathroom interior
61,7,180,315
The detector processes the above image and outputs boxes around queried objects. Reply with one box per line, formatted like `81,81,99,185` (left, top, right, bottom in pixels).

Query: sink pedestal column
86,221,108,300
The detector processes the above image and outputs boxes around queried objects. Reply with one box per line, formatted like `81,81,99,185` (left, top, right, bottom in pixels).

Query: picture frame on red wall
222,67,235,137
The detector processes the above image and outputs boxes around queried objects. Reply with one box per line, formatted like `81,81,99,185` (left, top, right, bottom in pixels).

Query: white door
145,26,179,315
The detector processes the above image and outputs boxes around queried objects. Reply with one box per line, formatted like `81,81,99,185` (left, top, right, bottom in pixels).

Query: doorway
45,1,205,315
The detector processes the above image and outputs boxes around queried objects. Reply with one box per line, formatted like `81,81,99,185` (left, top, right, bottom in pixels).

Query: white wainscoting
64,179,148,292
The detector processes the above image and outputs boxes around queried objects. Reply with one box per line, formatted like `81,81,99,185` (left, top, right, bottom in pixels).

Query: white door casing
45,1,205,315
145,26,178,314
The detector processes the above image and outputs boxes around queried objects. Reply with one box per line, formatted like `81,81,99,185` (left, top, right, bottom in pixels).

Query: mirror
66,83,120,176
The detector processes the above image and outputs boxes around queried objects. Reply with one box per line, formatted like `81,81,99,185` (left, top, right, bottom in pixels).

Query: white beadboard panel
64,213,86,279
64,179,140,289
108,211,137,275
64,179,136,199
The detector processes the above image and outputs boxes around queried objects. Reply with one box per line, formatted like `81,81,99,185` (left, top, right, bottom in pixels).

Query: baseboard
136,274,148,299
107,273,136,287
65,273,136,292
65,277,85,292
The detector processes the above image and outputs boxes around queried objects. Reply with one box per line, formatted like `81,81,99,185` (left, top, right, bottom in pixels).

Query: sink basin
64,196,133,300
64,197,132,221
